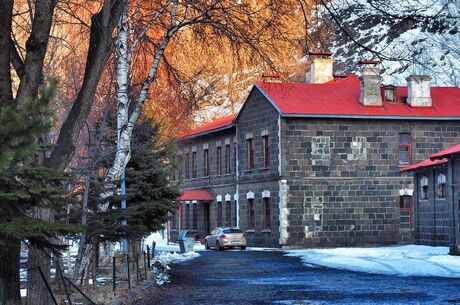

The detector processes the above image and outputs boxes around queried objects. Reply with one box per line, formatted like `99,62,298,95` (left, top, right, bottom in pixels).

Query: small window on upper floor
204,148,209,177
247,138,254,170
225,144,231,174
384,85,396,102
420,176,429,200
399,133,411,165
437,173,447,199
184,153,190,179
178,155,183,180
262,135,270,168
191,151,197,178
216,146,222,175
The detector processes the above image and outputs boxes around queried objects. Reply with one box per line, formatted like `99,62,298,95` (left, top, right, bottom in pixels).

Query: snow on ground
286,245,460,278
144,231,205,252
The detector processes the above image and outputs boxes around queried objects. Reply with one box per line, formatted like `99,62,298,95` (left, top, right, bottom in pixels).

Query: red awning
400,158,448,172
430,143,460,160
177,189,213,201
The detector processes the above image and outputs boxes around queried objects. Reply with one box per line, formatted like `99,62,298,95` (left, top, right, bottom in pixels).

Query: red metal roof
359,59,381,65
309,51,334,56
430,143,460,160
179,113,236,139
177,189,213,201
400,158,448,172
256,75,460,118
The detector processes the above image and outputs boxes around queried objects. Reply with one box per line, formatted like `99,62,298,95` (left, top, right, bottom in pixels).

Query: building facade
171,53,460,248
404,144,460,255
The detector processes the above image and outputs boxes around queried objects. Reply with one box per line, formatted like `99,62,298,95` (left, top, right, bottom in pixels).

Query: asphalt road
144,249,460,305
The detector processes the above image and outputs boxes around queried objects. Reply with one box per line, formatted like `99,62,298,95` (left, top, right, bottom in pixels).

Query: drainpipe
433,169,437,246
449,158,456,254
414,172,420,243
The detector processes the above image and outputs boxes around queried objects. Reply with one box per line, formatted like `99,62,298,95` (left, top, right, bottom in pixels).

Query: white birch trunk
101,2,131,200
104,0,178,189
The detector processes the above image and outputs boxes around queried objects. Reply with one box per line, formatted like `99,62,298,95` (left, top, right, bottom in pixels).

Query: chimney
261,73,284,83
359,60,382,106
406,75,432,107
307,51,334,84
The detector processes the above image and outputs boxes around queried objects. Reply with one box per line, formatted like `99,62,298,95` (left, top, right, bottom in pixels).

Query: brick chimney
406,75,432,107
359,60,382,106
307,51,334,84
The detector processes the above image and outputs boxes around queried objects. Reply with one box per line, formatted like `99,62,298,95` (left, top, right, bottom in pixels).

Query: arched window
437,173,447,199
420,176,429,200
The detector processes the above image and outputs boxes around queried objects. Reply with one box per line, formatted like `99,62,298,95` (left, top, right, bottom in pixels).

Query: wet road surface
144,249,460,305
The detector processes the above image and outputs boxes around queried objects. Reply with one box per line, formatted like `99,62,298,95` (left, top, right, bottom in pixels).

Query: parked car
205,228,247,251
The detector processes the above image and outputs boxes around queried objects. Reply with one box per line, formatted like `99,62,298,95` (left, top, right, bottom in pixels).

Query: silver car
205,228,247,251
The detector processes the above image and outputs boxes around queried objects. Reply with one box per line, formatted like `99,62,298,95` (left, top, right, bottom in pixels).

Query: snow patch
286,245,460,278
151,251,200,286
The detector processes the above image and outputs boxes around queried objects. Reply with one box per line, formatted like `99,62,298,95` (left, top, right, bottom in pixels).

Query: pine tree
0,84,80,304
87,117,179,243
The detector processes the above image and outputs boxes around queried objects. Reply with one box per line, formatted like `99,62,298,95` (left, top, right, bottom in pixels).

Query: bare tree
319,0,460,85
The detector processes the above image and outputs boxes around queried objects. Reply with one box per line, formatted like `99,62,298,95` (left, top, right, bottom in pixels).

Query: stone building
403,144,460,255
171,52,460,248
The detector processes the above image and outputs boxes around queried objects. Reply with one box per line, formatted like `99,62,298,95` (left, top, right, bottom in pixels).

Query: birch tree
107,0,299,183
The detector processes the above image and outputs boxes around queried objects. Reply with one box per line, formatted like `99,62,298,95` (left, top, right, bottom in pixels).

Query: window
399,133,411,165
384,85,396,102
262,135,270,168
185,204,190,229
178,155,182,179
204,149,209,177
248,199,255,229
184,153,190,179
234,142,237,171
217,201,223,227
192,151,197,178
420,176,428,200
247,138,254,169
192,204,198,230
216,146,222,175
225,144,231,174
399,195,413,230
233,201,238,226
263,198,271,229
226,201,232,227
437,173,447,199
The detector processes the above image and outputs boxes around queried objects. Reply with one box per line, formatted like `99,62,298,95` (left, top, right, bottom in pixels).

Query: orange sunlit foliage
11,0,315,143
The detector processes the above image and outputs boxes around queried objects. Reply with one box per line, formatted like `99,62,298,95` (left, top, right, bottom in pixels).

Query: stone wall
175,128,237,190
235,88,282,247
281,118,460,247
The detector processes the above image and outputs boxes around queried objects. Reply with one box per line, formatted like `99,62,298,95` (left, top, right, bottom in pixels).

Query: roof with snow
256,75,460,119
430,143,460,160
400,158,448,172
178,113,236,139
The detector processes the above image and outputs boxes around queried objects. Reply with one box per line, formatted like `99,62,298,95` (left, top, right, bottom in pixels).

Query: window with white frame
420,176,429,200
437,173,447,199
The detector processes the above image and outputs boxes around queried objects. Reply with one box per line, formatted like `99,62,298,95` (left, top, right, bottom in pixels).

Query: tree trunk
0,0,13,105
0,237,21,305
26,208,54,305
46,0,127,171
15,0,57,105
26,247,51,305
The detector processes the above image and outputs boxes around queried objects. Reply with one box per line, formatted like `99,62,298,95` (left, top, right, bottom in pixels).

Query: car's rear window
222,229,243,234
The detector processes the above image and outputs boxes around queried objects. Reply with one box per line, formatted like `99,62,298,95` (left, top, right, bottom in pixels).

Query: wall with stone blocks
281,118,460,247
